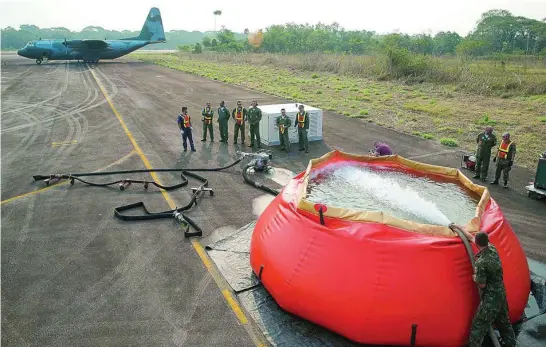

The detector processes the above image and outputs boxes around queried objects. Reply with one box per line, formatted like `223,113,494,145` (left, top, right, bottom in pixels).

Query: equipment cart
526,154,546,200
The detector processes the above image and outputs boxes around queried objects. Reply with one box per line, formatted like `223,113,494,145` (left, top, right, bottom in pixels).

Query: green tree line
190,9,546,59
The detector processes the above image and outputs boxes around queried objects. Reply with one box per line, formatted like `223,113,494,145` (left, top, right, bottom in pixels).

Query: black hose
33,158,243,181
242,164,280,196
113,171,208,221
181,214,203,237
449,224,502,347
65,172,190,190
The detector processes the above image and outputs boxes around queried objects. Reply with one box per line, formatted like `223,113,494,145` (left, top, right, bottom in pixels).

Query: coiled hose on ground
32,158,243,237
242,164,280,196
32,158,243,189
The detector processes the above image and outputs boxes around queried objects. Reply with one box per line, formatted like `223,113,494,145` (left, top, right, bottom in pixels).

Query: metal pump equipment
236,150,273,172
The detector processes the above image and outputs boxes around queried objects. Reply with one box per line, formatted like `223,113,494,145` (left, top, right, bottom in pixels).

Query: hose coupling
119,179,131,191
191,186,214,196
45,174,63,186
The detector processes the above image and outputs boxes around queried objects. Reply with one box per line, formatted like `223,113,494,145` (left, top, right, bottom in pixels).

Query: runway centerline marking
88,67,267,347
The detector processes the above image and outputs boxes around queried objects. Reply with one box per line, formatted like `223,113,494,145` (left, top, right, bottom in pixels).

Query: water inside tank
306,162,480,226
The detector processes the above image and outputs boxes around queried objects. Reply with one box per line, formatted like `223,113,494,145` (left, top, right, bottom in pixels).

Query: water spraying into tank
307,163,478,226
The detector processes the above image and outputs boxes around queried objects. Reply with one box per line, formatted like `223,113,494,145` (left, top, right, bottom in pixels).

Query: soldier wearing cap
232,101,247,144
247,100,262,149
473,126,497,181
217,101,230,143
201,102,214,142
276,108,291,152
491,132,516,188
294,104,309,153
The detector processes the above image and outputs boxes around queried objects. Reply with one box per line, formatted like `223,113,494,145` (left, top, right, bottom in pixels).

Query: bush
476,113,498,125
359,109,369,116
193,43,202,54
384,47,429,78
440,138,458,147
423,133,434,139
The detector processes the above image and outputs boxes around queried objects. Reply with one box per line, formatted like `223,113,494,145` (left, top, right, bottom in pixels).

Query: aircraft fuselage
17,39,150,63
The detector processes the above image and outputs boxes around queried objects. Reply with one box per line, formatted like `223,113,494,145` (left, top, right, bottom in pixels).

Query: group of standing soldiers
177,100,311,153
473,126,516,189
275,105,310,153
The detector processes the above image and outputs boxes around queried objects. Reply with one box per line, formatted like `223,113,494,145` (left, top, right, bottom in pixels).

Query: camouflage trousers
475,152,491,179
495,161,512,183
468,295,516,347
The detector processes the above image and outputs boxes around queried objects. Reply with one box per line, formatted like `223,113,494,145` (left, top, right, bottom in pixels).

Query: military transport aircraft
17,7,165,64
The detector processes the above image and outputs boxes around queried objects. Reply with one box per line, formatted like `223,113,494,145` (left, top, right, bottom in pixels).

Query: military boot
503,181,508,189
490,179,499,185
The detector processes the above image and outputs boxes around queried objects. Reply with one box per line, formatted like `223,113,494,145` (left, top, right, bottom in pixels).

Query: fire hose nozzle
45,174,62,186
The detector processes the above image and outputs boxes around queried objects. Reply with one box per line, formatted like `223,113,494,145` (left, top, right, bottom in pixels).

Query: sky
1,0,545,36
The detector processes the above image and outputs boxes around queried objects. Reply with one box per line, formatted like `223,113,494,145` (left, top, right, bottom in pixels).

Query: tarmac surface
2,52,545,347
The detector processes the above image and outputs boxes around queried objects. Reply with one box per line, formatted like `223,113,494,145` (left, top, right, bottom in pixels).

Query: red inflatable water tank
250,151,530,347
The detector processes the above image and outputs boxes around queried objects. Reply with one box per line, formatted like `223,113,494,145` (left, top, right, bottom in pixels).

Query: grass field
132,52,546,170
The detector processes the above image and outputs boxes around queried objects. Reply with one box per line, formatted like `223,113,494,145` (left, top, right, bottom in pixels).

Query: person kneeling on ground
452,225,517,347
177,107,196,152
371,141,392,156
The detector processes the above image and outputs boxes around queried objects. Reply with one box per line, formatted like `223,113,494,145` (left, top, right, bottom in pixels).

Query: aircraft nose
17,49,25,57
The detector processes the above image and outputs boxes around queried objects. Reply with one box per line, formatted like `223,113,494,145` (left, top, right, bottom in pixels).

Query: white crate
257,103,323,146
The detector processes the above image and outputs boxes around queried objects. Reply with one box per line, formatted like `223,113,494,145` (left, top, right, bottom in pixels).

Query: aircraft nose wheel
36,59,42,65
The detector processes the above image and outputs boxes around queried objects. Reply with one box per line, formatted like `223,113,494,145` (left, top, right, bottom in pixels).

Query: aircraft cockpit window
26,41,35,47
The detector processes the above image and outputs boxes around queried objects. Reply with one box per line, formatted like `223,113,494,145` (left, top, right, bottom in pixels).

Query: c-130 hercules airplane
17,7,165,64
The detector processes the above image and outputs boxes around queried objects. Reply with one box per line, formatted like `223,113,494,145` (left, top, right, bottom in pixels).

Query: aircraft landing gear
36,59,42,65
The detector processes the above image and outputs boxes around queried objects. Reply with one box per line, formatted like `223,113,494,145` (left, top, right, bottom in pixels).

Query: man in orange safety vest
201,102,214,142
177,106,196,152
491,132,516,188
231,100,247,144
294,104,309,153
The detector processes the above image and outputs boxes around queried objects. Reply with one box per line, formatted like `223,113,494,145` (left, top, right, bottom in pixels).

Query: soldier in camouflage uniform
467,231,517,347
294,104,309,153
201,102,214,142
247,100,262,149
473,126,497,181
276,108,292,152
231,100,247,144
491,132,516,189
217,100,230,143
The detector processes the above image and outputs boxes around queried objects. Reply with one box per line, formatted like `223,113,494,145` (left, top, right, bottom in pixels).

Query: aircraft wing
63,39,108,50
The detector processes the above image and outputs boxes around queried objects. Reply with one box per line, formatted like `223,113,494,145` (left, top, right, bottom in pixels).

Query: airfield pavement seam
87,65,268,347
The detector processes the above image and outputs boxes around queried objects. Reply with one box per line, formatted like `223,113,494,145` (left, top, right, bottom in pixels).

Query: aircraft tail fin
124,7,165,42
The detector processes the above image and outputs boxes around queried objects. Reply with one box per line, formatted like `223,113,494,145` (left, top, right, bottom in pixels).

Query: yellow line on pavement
1,150,136,206
1,181,69,205
89,68,177,209
88,67,267,347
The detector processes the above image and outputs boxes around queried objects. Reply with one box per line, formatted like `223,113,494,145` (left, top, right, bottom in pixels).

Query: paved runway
2,53,545,346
